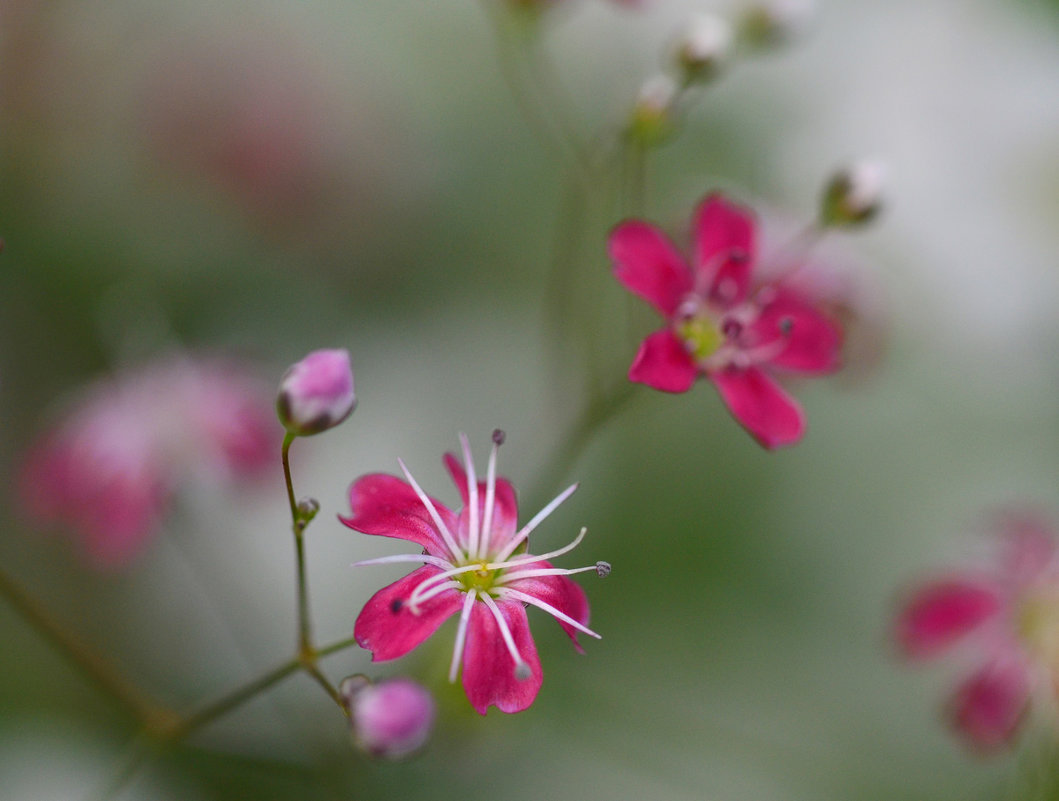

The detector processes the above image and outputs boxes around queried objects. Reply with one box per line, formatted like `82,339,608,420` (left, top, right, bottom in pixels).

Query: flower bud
276,348,355,436
340,676,435,760
675,14,732,84
820,161,886,228
627,74,679,147
738,0,814,49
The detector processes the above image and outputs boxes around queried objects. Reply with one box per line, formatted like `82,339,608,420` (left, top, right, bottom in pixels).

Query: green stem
0,566,174,732
282,433,314,656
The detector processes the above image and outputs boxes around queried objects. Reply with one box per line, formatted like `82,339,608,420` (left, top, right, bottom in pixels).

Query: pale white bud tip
678,14,733,70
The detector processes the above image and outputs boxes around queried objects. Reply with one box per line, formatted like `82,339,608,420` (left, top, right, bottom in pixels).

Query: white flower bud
821,160,886,227
676,14,733,83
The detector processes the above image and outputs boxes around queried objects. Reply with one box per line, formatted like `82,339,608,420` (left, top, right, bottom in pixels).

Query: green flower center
677,314,723,360
458,562,498,594
1018,588,1059,668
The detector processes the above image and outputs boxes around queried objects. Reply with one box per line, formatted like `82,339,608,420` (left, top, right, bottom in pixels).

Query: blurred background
3,0,1059,798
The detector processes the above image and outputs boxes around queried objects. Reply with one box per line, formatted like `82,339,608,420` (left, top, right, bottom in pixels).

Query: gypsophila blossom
894,509,1059,752
18,355,275,567
277,348,356,436
340,676,435,759
609,193,843,449
342,431,607,714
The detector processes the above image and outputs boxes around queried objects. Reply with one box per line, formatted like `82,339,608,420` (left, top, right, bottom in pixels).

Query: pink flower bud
276,349,355,436
341,677,435,759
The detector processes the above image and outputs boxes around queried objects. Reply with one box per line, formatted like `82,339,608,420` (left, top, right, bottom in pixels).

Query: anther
728,248,750,263
514,662,532,681
492,429,506,446
390,599,404,614
722,318,743,339
779,316,794,336
596,561,612,578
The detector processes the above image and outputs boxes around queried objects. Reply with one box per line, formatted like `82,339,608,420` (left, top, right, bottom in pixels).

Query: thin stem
528,380,637,511
169,657,302,740
316,634,359,659
0,565,174,732
282,433,314,655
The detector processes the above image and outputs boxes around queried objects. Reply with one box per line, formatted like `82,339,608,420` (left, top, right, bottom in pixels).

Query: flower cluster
610,194,843,448
343,431,605,714
894,510,1059,752
19,355,275,567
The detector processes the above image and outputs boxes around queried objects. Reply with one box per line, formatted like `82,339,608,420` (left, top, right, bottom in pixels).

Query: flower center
459,561,497,594
676,312,723,360
1018,587,1059,669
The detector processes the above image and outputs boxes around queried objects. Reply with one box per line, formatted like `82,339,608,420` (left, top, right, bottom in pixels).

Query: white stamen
495,564,601,583
490,527,587,571
448,589,478,682
408,563,483,610
494,587,602,640
353,553,454,570
494,483,579,563
398,458,463,561
479,436,501,560
407,580,462,613
459,432,480,561
479,593,528,679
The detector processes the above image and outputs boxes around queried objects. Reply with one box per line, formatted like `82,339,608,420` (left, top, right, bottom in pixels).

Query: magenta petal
462,601,542,715
894,578,1002,660
710,367,805,449
609,220,693,318
628,330,698,393
340,473,457,558
506,563,590,653
949,660,1030,752
692,194,756,304
354,567,463,662
752,287,843,374
442,453,520,548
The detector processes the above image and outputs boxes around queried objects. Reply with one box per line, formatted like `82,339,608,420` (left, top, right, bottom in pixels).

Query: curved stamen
479,593,529,679
493,483,579,563
353,553,455,570
494,587,602,640
459,432,480,561
495,563,601,584
398,458,463,561
408,563,484,610
694,246,749,298
490,527,587,571
407,580,462,614
449,589,478,683
479,431,503,560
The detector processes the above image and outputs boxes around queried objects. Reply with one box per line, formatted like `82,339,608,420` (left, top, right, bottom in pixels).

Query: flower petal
948,659,1030,752
692,194,756,306
996,508,1059,587
894,578,1002,660
710,366,805,449
442,453,519,549
340,473,457,558
609,220,693,318
751,287,843,374
628,329,698,393
354,567,463,662
505,563,590,653
462,601,542,715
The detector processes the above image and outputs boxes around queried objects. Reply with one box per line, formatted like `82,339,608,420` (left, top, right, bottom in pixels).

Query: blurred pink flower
609,193,843,449
343,432,604,715
19,356,276,568
894,510,1059,752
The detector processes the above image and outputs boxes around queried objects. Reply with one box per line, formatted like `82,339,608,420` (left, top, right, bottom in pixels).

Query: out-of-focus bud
340,676,435,760
276,348,355,436
627,74,679,147
738,0,815,49
820,161,886,228
675,14,733,84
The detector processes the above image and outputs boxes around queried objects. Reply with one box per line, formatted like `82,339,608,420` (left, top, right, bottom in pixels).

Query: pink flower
342,431,605,715
19,356,276,568
893,510,1059,752
277,348,356,437
340,676,435,759
609,193,843,448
